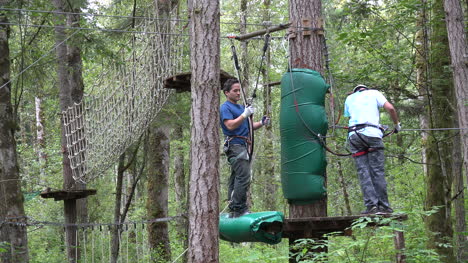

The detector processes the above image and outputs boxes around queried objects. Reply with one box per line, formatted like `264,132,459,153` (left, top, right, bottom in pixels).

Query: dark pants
348,133,391,210
225,144,251,213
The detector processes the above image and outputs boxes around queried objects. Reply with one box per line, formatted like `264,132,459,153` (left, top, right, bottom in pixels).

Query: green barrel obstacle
219,211,284,244
280,68,329,205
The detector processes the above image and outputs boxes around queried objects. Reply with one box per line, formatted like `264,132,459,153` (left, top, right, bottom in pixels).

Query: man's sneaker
360,206,378,215
376,206,394,215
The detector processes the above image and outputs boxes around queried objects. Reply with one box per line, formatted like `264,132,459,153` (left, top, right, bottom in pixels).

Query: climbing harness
348,124,385,157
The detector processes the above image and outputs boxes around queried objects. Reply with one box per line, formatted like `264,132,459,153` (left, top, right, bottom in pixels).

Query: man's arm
224,116,247,131
253,121,263,130
223,105,255,131
383,101,399,124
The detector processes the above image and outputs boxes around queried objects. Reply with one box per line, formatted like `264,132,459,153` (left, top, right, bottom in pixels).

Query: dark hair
223,79,239,93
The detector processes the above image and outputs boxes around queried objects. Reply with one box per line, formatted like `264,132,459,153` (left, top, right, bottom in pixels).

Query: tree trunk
415,0,430,177
337,161,352,216
35,96,47,175
52,0,86,262
289,0,324,71
424,1,456,261
110,154,125,263
0,13,29,263
66,3,87,225
288,0,326,261
452,124,467,261
443,0,468,260
173,124,188,263
147,126,171,261
187,0,220,260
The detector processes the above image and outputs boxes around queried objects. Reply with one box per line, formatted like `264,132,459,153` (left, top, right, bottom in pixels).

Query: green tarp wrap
280,68,329,204
219,211,284,244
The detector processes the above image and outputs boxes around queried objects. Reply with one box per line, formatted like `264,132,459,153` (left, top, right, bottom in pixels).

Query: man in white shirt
344,84,401,214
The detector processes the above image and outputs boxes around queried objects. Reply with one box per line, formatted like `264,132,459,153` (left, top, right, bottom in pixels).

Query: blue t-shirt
344,89,388,138
220,101,249,145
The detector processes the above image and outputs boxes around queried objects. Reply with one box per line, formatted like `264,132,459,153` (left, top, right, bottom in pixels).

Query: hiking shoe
361,206,378,215
376,206,394,215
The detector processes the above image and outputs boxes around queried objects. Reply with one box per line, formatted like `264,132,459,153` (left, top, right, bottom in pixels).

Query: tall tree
187,0,221,261
0,13,29,263
34,96,47,176
145,0,179,261
173,123,188,263
52,0,86,262
424,0,456,261
288,1,326,261
443,0,468,260
147,125,171,261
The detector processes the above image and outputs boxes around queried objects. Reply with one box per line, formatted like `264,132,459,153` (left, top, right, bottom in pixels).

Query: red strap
352,150,368,157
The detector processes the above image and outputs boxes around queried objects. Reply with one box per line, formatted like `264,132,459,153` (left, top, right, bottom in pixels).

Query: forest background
0,0,467,262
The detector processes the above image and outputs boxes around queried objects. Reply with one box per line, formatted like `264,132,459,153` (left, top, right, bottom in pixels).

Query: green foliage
289,213,444,263
0,241,9,253
219,241,288,263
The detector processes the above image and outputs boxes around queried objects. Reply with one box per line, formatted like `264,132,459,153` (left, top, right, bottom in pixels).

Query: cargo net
62,10,189,183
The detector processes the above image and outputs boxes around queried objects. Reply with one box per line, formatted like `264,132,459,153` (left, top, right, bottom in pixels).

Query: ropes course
61,10,189,183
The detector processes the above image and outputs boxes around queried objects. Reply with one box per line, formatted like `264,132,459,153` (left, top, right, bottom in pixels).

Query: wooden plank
164,70,235,92
283,214,408,239
232,23,291,41
40,189,97,201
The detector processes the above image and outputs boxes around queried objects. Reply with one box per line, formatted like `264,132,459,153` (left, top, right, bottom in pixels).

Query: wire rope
0,28,79,91
0,8,288,27
171,248,189,263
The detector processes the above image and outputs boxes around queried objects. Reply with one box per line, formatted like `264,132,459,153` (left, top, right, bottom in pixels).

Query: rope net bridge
61,12,189,183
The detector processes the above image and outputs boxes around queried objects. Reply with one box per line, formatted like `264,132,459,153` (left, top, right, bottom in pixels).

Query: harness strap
348,123,383,133
351,147,376,157
352,150,368,157
224,135,252,145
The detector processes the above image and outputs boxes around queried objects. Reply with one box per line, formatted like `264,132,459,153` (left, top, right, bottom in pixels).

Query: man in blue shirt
344,84,401,215
220,79,270,218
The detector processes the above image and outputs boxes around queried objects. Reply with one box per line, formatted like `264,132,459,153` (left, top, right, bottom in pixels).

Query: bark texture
0,13,29,263
147,126,171,261
287,0,326,220
173,124,188,263
52,0,86,262
424,0,456,261
443,0,468,260
187,0,221,261
288,1,326,261
110,154,125,263
289,0,324,72
35,97,47,173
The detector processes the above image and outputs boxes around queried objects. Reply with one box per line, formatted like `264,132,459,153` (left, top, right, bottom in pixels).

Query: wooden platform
40,189,97,201
282,214,408,239
163,70,235,92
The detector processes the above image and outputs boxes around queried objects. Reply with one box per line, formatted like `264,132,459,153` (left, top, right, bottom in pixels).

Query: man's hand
393,122,401,133
241,106,255,118
261,116,271,126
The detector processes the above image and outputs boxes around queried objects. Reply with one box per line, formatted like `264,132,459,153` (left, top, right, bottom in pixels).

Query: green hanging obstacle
219,211,284,244
280,68,329,205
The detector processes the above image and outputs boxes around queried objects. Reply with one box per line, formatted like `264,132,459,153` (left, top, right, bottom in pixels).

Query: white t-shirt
344,89,388,138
